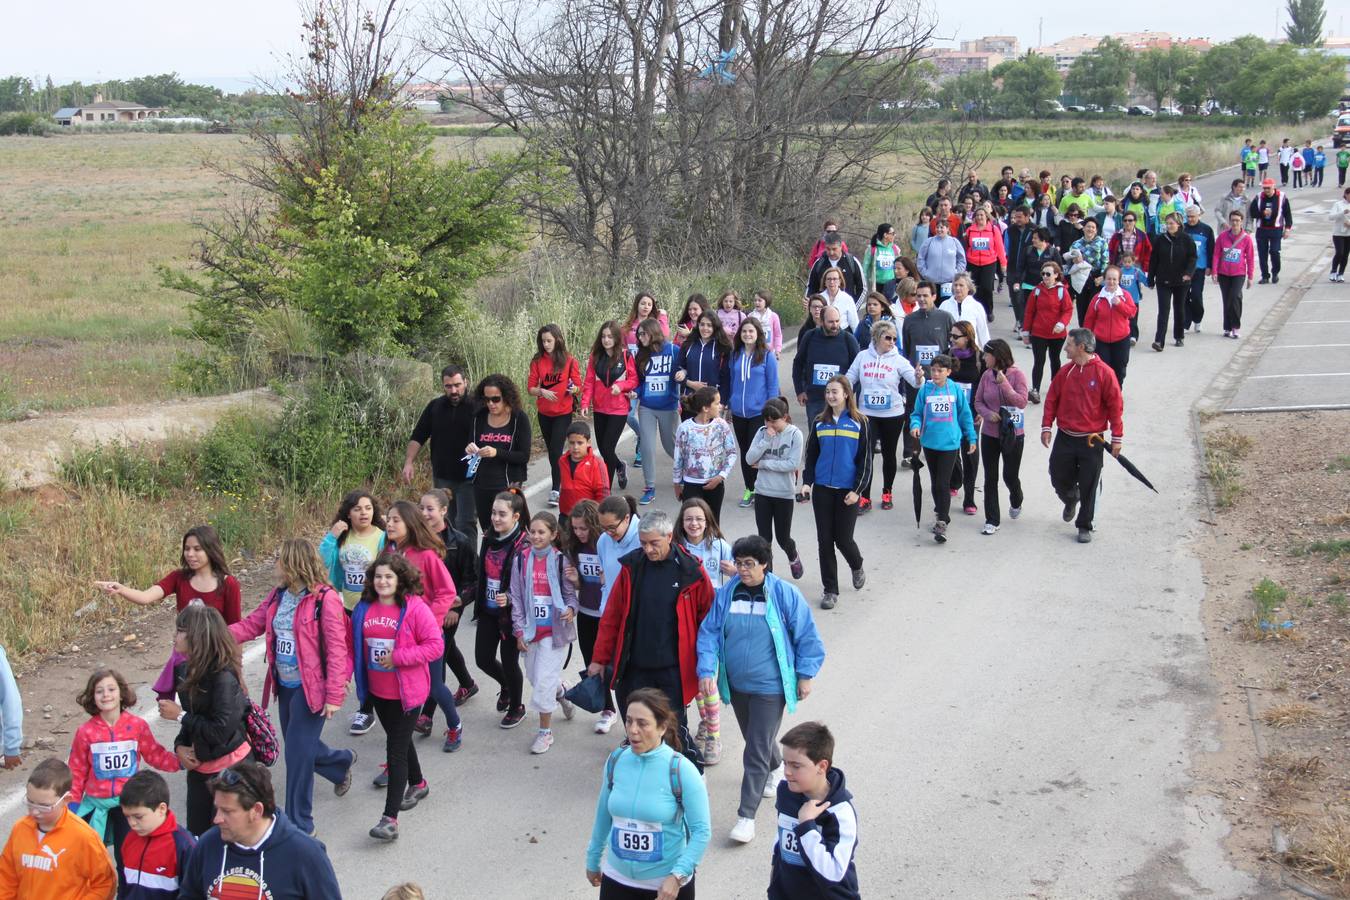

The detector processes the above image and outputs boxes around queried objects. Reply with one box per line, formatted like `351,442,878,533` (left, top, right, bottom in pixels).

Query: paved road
5,161,1328,898
1221,183,1350,412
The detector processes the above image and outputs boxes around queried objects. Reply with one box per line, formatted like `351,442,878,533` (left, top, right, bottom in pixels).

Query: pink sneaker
963,505,978,516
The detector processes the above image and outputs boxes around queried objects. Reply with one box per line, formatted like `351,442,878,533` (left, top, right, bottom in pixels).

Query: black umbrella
1089,434,1158,493
910,450,926,527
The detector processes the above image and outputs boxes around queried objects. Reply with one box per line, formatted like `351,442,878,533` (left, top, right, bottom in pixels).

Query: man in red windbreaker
1040,328,1124,544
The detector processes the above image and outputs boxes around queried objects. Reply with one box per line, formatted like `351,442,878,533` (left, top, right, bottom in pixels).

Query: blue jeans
626,396,642,456
426,656,462,730
276,684,354,833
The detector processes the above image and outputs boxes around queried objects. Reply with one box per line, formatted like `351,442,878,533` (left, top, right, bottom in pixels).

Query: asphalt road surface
5,159,1335,899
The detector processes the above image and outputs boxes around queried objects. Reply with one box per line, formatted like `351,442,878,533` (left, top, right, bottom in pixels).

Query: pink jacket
230,584,352,713
582,351,638,416
716,307,747,339
749,309,783,354
973,366,1029,438
352,596,443,711
1212,229,1256,279
398,545,458,626
623,311,670,351
69,712,179,801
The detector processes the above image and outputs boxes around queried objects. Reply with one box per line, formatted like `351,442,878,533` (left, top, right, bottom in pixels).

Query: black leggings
948,438,978,508
980,433,1024,527
923,447,959,523
1333,236,1350,276
680,480,725,522
753,494,798,563
864,416,905,497
811,485,863,594
371,695,421,820
474,612,523,708
1096,337,1131,388
421,620,473,716
537,412,572,492
576,613,616,713
731,414,764,492
1154,284,1188,344
970,262,997,319
1029,336,1063,392
600,875,695,899
593,412,627,489
1219,274,1246,332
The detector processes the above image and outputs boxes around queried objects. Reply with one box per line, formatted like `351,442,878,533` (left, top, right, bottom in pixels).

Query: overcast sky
8,0,1348,85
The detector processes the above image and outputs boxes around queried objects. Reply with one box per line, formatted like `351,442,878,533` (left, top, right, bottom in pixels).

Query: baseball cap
1262,178,1276,187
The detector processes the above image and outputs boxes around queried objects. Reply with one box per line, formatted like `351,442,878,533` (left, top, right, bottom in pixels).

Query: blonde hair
381,885,425,900
277,538,331,591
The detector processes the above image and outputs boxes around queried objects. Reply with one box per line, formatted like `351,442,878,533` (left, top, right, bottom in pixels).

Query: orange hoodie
0,807,115,900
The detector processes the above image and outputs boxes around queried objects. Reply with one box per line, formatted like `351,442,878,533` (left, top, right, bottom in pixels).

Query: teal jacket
695,573,826,714
318,530,387,595
910,379,977,451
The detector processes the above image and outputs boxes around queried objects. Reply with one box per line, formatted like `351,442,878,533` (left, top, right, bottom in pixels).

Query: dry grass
1206,428,1253,509
1284,809,1350,891
1261,702,1323,729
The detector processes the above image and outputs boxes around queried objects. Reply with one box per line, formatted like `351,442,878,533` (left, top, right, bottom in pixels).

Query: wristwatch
176,712,186,724
675,873,693,888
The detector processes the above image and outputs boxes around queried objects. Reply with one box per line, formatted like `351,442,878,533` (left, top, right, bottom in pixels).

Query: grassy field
0,121,1323,418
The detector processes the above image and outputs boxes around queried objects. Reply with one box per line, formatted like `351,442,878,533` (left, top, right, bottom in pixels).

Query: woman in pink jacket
963,207,1008,322
581,320,639,490
385,501,463,749
229,538,355,837
1212,208,1257,338
972,339,1029,535
352,552,444,842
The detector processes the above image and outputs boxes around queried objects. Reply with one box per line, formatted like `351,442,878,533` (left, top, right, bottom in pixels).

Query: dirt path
0,388,281,489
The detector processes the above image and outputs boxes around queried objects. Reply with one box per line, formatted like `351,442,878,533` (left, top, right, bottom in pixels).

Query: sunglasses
483,395,504,404
1041,271,1056,277
879,334,897,342
949,332,964,339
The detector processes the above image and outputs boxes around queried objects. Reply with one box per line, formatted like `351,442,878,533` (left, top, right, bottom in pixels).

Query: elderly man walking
1040,329,1124,544
588,510,714,728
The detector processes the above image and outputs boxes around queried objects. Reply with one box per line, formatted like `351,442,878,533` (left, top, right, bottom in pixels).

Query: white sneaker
557,685,575,720
530,729,554,754
594,710,616,734
981,522,998,535
548,490,560,507
763,765,784,798
1009,507,1021,519
729,817,756,843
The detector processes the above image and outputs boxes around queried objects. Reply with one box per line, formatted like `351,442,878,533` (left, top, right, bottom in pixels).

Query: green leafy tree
937,71,998,117
1134,45,1198,110
0,77,33,113
1285,0,1326,47
1064,37,1133,108
993,53,1061,116
1202,36,1268,113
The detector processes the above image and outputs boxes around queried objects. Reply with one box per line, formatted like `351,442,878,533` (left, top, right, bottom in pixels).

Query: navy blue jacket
676,337,730,399
179,810,341,900
803,412,870,493
792,330,860,403
768,766,860,900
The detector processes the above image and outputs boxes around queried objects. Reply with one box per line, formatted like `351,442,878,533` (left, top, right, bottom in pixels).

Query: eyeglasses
733,559,763,569
949,332,964,339
24,792,67,814
483,395,504,405
879,335,897,342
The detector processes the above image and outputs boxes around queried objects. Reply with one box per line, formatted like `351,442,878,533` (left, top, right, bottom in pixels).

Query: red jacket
582,351,638,417
119,809,194,900
1082,290,1138,344
963,222,1007,268
591,545,714,706
1041,355,1124,444
1022,282,1073,339
1108,229,1152,274
558,448,609,515
69,712,179,802
528,355,582,417
928,214,963,237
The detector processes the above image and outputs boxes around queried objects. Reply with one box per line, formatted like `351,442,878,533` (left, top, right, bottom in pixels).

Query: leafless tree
426,0,934,273
905,118,993,192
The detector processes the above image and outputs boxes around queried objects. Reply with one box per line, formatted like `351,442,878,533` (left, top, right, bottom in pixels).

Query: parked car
1039,99,1066,115
1107,104,1130,115
1085,104,1103,113
1128,105,1155,117
1158,106,1183,117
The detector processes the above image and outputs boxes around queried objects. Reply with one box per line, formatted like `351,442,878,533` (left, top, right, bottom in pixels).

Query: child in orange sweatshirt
0,757,116,900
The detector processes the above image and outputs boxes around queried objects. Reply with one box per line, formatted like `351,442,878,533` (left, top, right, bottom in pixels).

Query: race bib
917,344,939,366
627,343,638,356
925,393,954,422
955,382,972,401
367,637,395,672
812,364,839,386
611,818,663,863
778,813,805,867
645,377,668,395
91,740,137,781
1193,237,1205,254
940,282,953,299
274,628,297,667
1120,273,1135,288
876,246,895,268
862,391,892,411
485,576,501,608
1009,409,1025,429
971,236,990,251
577,553,602,583
1223,247,1242,263
531,597,553,624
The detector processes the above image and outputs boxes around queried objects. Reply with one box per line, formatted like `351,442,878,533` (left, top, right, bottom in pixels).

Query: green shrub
61,440,198,500
0,112,52,137
197,413,271,496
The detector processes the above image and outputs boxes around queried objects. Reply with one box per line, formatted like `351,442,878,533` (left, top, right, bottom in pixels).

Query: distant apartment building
1032,32,1211,74
926,49,1003,79
959,36,1020,61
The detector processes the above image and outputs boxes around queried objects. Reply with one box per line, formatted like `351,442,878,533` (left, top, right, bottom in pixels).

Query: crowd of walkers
5,141,1343,900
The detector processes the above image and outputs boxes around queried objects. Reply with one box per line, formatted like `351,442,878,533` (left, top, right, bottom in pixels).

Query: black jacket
806,253,866,300
410,395,478,481
956,180,988,203
1248,191,1294,230
439,524,478,604
1148,230,1198,286
471,408,532,489
1005,223,1036,283
173,665,248,764
1055,218,1084,254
